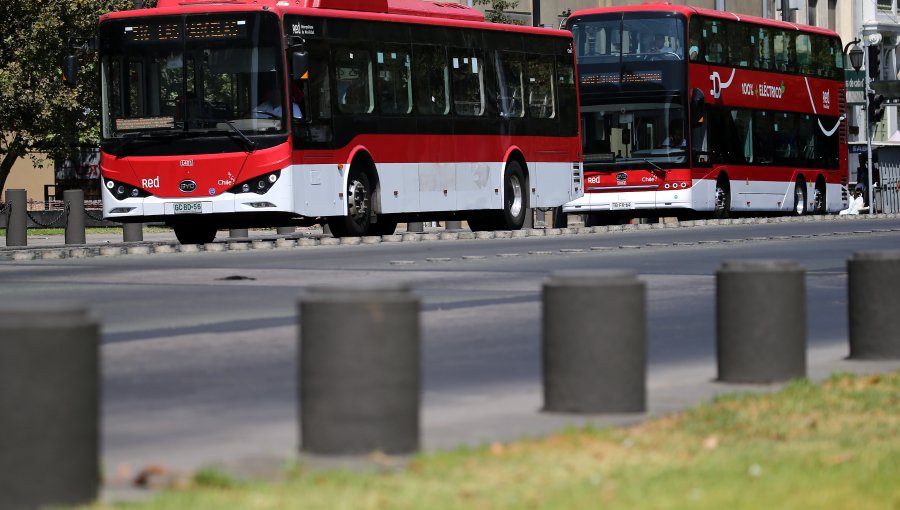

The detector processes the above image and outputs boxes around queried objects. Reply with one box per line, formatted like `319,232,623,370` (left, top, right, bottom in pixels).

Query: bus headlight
229,170,281,195
105,179,150,200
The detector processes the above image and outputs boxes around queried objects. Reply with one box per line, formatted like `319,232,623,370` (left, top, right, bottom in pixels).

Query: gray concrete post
523,207,534,229
229,228,249,239
407,221,424,233
5,189,27,247
543,270,646,413
0,306,100,509
444,220,462,231
322,223,332,236
64,189,86,245
123,223,143,242
848,250,900,359
299,285,420,455
277,226,295,235
716,260,806,383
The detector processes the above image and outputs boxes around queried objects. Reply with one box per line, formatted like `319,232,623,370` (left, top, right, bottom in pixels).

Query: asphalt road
2,216,900,479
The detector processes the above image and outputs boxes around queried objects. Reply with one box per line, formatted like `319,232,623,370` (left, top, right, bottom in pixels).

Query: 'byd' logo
616,172,627,185
179,180,197,193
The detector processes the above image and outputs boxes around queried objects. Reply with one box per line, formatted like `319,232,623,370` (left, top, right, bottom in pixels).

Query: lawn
90,371,900,509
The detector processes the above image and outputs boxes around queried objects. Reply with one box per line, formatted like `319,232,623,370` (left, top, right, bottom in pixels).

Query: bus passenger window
413,45,449,115
335,47,373,114
450,50,485,116
527,55,555,118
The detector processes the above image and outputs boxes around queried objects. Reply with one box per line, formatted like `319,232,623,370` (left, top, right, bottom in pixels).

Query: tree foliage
0,0,134,194
473,0,525,25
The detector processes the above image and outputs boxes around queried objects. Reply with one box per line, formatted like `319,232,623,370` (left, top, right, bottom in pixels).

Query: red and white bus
88,0,583,243
562,4,848,223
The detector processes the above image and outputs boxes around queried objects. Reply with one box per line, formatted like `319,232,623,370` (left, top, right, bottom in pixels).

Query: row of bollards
4,188,114,247
1,252,898,508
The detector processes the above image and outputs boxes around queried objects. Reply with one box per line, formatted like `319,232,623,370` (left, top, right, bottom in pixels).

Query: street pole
865,44,875,213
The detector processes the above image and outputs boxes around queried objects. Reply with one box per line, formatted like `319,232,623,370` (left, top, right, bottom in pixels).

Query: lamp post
849,38,876,213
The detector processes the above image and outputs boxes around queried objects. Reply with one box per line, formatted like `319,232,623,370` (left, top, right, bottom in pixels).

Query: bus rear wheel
812,181,826,215
173,223,217,245
793,179,807,216
496,161,527,230
328,170,371,237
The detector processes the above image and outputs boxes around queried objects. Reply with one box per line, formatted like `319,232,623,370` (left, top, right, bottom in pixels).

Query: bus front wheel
328,170,372,237
713,178,730,219
173,223,217,245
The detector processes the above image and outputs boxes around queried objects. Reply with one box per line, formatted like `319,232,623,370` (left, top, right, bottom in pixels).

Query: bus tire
713,177,730,219
497,160,527,230
812,179,826,215
793,179,807,216
173,223,217,245
328,169,372,237
368,215,398,236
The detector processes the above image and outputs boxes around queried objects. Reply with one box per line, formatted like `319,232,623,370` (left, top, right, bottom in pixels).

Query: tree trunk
0,136,24,197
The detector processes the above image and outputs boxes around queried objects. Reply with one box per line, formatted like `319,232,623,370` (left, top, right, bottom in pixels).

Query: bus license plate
610,201,633,210
173,202,204,214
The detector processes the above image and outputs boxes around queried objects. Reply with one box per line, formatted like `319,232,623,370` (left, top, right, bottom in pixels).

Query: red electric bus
562,4,848,223
87,0,582,243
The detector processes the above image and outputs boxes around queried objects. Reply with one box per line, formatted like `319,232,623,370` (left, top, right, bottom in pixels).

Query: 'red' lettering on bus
141,176,160,188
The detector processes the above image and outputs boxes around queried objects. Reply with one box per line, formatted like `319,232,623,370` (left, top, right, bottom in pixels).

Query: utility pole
781,0,789,21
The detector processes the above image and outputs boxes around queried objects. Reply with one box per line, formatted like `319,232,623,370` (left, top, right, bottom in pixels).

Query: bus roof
153,0,483,21
108,0,572,37
568,2,840,39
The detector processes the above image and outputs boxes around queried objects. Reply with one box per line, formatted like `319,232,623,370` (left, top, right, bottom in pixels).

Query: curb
1,212,899,262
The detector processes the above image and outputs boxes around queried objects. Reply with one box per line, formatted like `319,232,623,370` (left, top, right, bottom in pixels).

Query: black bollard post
229,228,249,239
5,189,27,247
848,250,900,359
716,260,806,383
407,221,424,233
64,189,86,245
123,222,143,242
543,270,646,413
299,285,420,455
0,306,100,509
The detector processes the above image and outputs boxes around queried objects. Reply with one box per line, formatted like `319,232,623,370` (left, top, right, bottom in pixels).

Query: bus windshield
582,102,686,168
99,13,285,139
571,14,685,64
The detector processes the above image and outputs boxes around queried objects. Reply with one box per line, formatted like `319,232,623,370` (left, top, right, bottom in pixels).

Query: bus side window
412,45,449,115
527,55,555,119
449,50,485,116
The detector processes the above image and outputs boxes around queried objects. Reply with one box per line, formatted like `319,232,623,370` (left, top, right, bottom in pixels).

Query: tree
0,0,133,195
473,0,525,25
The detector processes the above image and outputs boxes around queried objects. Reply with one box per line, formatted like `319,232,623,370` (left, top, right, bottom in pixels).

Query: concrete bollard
123,222,143,242
543,270,646,413
444,220,462,231
716,260,806,383
299,285,420,455
848,250,900,359
229,228,249,239
64,189,86,245
523,208,534,229
0,306,100,509
407,221,424,233
277,226,295,235
5,189,27,247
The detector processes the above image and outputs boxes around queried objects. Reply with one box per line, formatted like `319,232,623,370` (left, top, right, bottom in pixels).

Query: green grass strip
88,371,900,510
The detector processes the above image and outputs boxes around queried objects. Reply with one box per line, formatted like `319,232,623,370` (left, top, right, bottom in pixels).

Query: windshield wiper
642,159,667,178
189,117,258,152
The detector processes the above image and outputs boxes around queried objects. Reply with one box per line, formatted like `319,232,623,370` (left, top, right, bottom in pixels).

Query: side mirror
690,87,705,128
63,55,79,87
291,50,309,81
